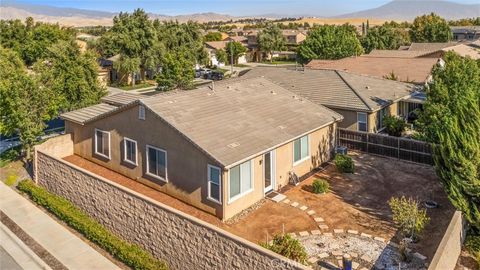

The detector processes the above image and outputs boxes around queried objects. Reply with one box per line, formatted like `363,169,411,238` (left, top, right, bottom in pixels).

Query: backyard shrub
312,179,329,194
261,234,307,264
388,196,430,240
17,180,168,270
465,234,480,264
383,115,407,137
335,154,354,173
4,174,18,186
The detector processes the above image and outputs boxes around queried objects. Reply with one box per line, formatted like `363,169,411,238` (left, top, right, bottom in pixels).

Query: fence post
366,133,369,153
397,137,400,159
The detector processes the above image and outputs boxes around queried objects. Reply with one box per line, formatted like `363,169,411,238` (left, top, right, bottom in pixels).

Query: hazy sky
11,0,480,16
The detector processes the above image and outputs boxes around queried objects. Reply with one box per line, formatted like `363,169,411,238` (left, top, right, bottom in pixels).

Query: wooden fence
337,128,433,165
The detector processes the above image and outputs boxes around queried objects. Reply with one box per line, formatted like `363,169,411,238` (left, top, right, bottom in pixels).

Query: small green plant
383,71,399,81
335,154,354,173
4,174,18,186
261,234,308,264
465,234,480,264
17,180,167,270
388,196,430,240
312,179,329,194
0,146,21,167
383,115,407,137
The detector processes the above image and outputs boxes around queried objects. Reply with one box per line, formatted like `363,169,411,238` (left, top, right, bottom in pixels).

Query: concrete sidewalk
0,183,120,270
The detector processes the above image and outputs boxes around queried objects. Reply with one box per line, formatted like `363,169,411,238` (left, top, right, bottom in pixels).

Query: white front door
264,150,275,193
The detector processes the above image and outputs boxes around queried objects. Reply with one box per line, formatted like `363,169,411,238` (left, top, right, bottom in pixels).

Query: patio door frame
263,149,276,194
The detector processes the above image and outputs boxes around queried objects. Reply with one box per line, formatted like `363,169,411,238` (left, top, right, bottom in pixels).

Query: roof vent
365,86,371,90
227,142,240,148
271,90,277,95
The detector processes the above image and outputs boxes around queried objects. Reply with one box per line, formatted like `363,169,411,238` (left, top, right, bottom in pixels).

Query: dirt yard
64,153,454,262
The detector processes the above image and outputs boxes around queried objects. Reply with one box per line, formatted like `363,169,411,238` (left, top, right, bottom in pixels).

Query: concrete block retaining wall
34,144,305,270
428,211,465,270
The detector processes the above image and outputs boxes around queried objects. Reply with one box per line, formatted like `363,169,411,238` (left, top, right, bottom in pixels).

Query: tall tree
361,24,411,53
34,41,106,112
225,41,247,64
0,47,54,160
416,52,480,230
257,24,286,62
297,24,364,64
410,13,452,42
156,51,194,91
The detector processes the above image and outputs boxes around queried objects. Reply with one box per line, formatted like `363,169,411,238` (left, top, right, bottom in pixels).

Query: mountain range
0,0,479,27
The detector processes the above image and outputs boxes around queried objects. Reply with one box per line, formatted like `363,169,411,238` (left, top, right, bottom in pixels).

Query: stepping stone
323,232,333,237
318,224,329,230
360,232,372,238
361,255,373,263
332,250,343,256
413,252,427,260
307,210,316,215
299,231,309,236
319,252,329,258
300,205,308,211
374,236,385,242
334,229,344,234
311,230,321,235
308,257,318,264
337,260,343,267
388,241,399,248
314,217,324,222
350,252,358,258
352,261,360,269
291,202,299,207
347,229,359,235
271,193,287,202
282,199,291,204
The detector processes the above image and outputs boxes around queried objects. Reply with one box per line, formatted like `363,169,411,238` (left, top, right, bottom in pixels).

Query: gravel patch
299,234,426,270
225,199,267,224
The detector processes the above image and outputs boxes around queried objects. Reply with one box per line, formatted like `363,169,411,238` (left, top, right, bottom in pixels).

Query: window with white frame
139,105,145,120
94,129,110,159
146,145,167,181
357,112,368,132
207,165,221,203
229,160,252,201
123,138,137,165
293,135,309,164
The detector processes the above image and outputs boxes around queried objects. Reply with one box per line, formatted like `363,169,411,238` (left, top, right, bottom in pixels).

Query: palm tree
114,55,141,86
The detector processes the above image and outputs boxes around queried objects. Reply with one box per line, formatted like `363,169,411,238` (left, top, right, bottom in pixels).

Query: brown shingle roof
306,56,439,83
243,67,416,112
442,44,480,59
407,42,462,51
141,77,342,167
205,41,228,50
365,50,437,58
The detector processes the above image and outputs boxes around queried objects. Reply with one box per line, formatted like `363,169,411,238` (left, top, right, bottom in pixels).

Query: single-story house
243,67,423,133
306,56,440,84
204,41,248,66
61,78,342,220
451,26,480,41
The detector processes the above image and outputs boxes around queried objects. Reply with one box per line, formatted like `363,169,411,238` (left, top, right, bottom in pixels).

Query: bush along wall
335,154,355,173
17,180,168,270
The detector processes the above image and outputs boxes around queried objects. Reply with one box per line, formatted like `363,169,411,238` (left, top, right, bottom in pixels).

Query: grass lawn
234,64,249,68
261,60,297,65
117,83,155,91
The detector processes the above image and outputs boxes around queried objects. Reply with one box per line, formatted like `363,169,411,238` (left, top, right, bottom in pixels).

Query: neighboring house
365,49,443,58
223,36,248,45
60,78,342,220
99,54,157,85
243,67,422,133
245,29,306,62
451,26,480,41
204,41,248,66
395,42,480,60
306,56,440,84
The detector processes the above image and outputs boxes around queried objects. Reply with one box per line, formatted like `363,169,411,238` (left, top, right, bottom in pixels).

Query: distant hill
0,1,238,26
335,0,480,21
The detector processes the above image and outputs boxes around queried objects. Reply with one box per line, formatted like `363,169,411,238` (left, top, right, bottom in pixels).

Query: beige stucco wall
223,123,336,220
35,150,306,270
66,104,225,219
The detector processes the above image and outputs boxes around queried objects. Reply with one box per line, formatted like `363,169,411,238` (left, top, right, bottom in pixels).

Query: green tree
34,41,106,112
257,24,286,62
410,13,452,42
226,41,247,64
297,24,364,64
204,32,223,42
215,49,228,65
361,24,411,53
156,51,194,91
416,52,480,230
113,55,141,86
0,47,54,160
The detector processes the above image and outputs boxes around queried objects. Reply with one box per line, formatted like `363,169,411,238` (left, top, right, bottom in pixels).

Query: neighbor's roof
101,92,142,106
205,41,228,50
442,44,480,60
141,77,342,167
61,77,342,168
365,49,438,58
243,67,416,112
306,56,439,83
224,36,248,42
407,42,462,52
61,103,119,124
